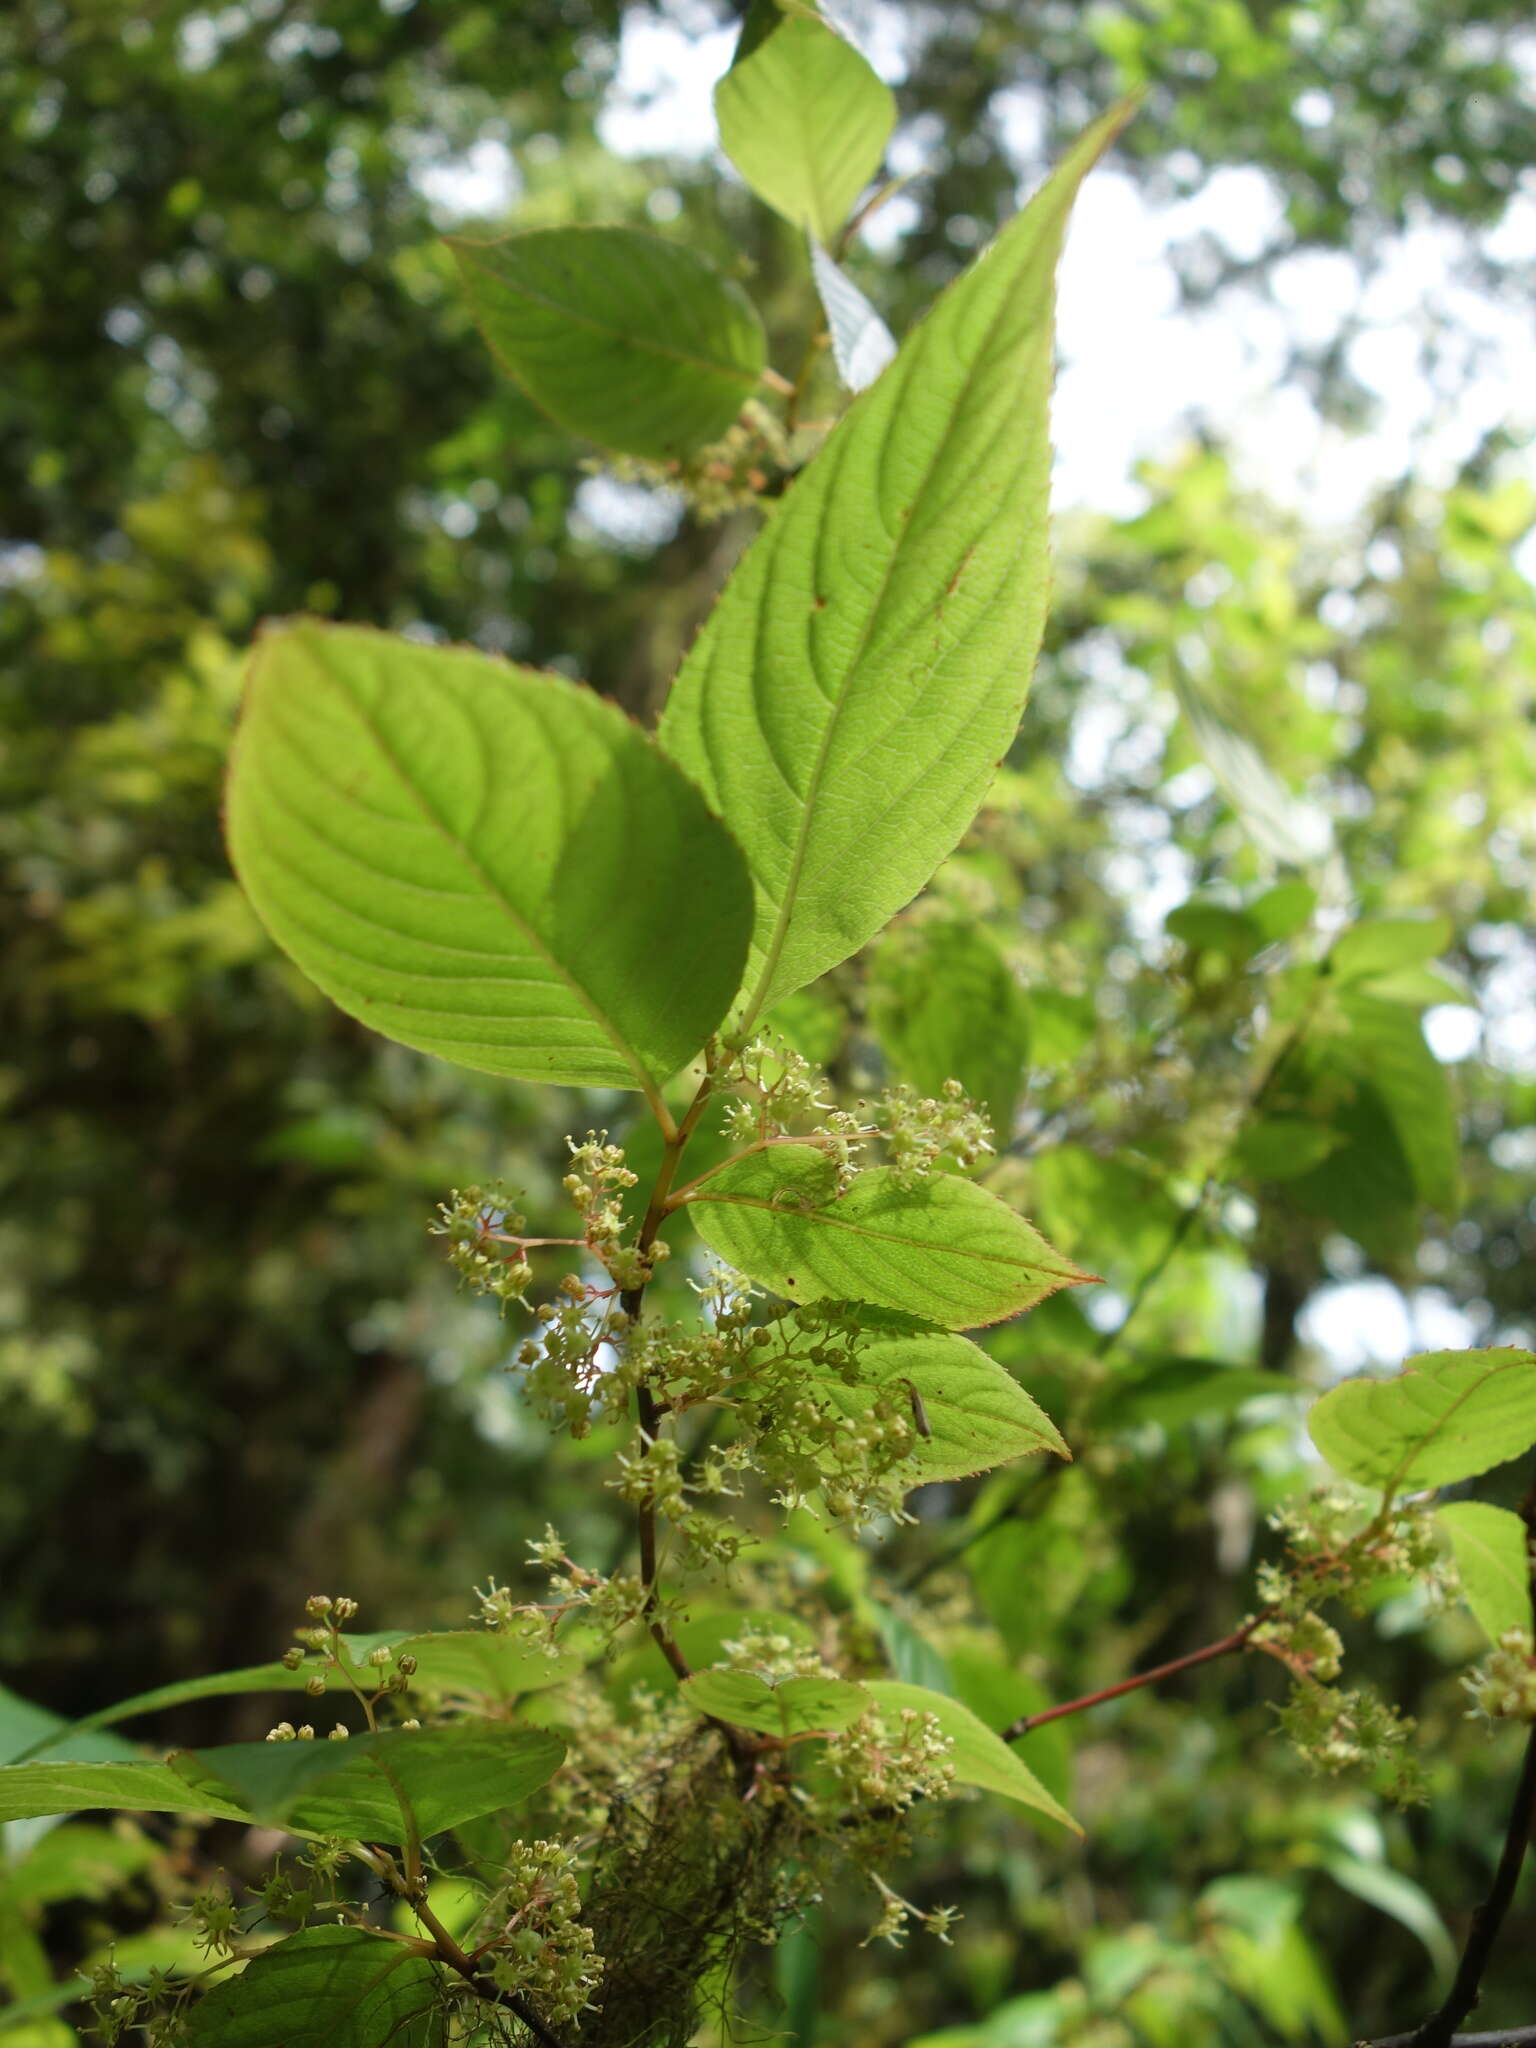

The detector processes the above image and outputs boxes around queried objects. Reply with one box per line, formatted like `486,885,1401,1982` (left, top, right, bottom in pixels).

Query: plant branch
1363,1502,1536,2048
1002,1618,1267,1743
1361,2030,1536,2047
410,1892,571,2048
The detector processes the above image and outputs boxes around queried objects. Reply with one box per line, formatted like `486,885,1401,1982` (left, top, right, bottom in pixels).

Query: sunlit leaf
1309,1348,1536,1496
714,1,896,244
1436,1500,1532,1643
226,621,753,1092
685,1145,1091,1329
662,109,1131,1018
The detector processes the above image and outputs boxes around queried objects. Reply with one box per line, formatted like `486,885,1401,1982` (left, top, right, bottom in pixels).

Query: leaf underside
661,107,1132,1020
226,620,754,1092
1308,1347,1536,1496
686,1144,1091,1329
450,225,766,459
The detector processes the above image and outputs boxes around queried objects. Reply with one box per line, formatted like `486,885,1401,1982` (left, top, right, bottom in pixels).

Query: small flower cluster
824,1702,957,1817
1258,1489,1447,1618
268,1595,418,1737
562,1131,642,1277
716,1041,993,1194
430,1182,533,1308
514,1278,631,1437
718,1034,838,1146
519,1529,653,1638
1276,1680,1424,1804
86,1959,186,2047
477,1839,603,2029
1463,1627,1536,1723
598,399,801,522
862,1872,962,1949
878,1080,994,1187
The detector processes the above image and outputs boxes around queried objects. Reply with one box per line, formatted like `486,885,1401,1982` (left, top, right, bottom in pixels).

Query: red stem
1003,1619,1262,1744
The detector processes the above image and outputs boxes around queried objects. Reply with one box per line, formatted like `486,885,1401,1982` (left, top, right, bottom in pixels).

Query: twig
1360,1493,1536,2048
1001,1618,1266,1744
1361,2030,1536,2047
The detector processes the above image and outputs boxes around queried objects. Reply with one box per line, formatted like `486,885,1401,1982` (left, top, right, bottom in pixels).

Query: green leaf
679,1670,870,1738
946,1652,1073,1817
685,1145,1091,1329
1231,1120,1342,1182
183,1927,444,2048
391,1629,583,1702
171,1725,564,1845
714,1,896,245
872,1608,953,1695
861,1680,1080,1831
661,108,1131,1019
1308,1348,1536,1496
226,620,753,1092
1098,1358,1288,1429
1436,1501,1532,1643
1164,900,1264,962
0,1760,252,1828
448,226,765,459
1332,915,1452,985
1283,992,1460,1251
0,1683,139,1768
811,1330,1069,1479
867,920,1031,1135
1320,1856,1456,1981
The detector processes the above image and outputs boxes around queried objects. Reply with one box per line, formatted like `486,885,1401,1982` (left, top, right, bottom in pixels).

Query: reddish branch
1002,1617,1266,1745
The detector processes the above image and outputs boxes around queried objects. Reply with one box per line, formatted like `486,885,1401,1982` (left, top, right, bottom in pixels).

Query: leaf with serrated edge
1308,1348,1536,1496
1437,1502,1532,1644
714,2,896,245
183,1927,444,2048
226,621,753,1094
684,1144,1091,1330
0,1760,253,1827
862,1680,1080,1831
661,107,1132,1022
449,227,765,459
810,1331,1068,1481
170,1726,564,1846
680,1670,870,1738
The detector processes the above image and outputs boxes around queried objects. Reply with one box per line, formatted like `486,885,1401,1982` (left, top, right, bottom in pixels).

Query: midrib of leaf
458,250,760,388
288,651,658,1100
1382,1358,1518,1499
739,242,1045,1026
687,1187,1076,1277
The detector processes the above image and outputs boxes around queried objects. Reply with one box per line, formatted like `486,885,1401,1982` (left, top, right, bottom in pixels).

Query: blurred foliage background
3,0,1535,2040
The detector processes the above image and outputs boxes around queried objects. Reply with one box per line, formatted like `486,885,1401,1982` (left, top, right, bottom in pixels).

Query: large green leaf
1436,1501,1532,1643
171,1725,564,1845
1308,1348,1536,1496
68,1630,580,1740
684,1145,1090,1328
0,1760,252,1827
867,919,1031,1135
448,226,765,459
861,1680,1079,1831
810,1330,1069,1480
226,621,753,1093
183,1927,444,2048
660,109,1130,1021
679,1670,870,1738
1283,991,1459,1251
0,1684,138,1769
714,1,896,246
